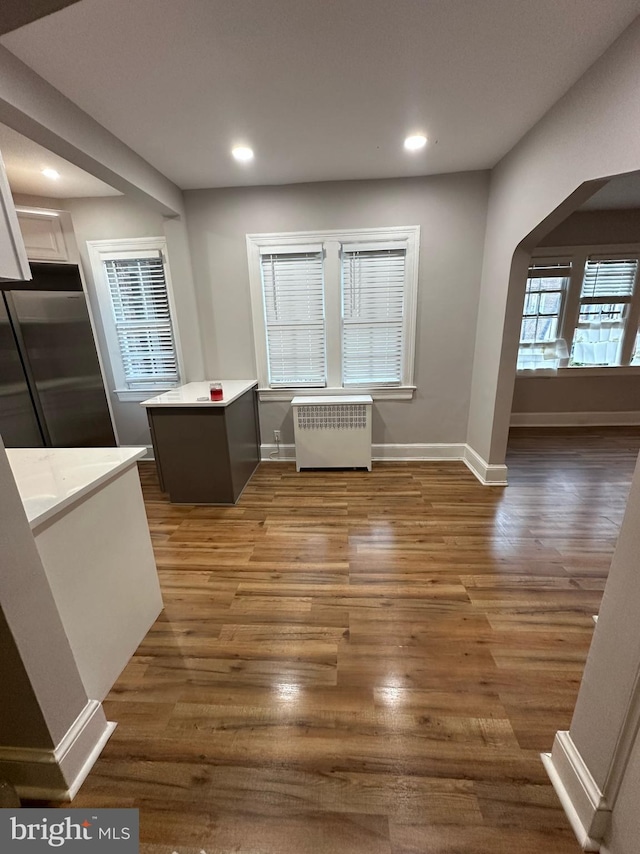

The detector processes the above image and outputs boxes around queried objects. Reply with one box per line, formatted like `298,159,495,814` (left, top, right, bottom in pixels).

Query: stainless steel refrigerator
0,262,115,448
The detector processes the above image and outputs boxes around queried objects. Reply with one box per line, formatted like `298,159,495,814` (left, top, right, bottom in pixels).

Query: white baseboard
0,700,116,801
261,442,508,486
261,442,466,464
511,411,640,427
542,731,610,851
372,442,466,460
463,445,509,485
261,443,296,461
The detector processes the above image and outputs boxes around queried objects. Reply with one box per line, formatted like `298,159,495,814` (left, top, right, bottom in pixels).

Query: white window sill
114,388,175,402
258,385,416,402
517,366,640,378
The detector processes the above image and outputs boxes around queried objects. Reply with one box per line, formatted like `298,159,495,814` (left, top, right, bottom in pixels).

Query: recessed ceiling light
41,168,61,180
232,146,254,162
404,135,427,152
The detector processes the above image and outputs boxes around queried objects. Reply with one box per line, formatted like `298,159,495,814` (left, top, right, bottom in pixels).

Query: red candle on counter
209,382,223,401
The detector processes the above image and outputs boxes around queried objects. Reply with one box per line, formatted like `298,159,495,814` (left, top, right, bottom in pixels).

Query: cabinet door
17,210,68,262
0,151,31,282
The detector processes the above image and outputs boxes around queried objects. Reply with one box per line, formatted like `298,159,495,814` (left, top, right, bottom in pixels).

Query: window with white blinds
518,250,640,372
342,245,406,385
580,258,638,299
247,226,419,395
571,257,639,367
104,252,179,388
88,237,181,398
260,249,326,386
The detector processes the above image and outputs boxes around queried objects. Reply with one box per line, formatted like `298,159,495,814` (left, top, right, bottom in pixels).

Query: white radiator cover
291,395,373,471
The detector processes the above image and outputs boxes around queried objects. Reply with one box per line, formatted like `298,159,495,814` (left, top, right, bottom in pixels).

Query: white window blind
260,249,326,386
104,252,179,388
580,258,638,299
342,245,406,385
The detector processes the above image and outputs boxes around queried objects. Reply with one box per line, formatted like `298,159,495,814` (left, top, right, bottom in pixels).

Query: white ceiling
0,122,120,198
1,0,640,191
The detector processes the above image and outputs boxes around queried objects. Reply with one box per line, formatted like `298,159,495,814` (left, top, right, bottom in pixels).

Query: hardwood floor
66,428,640,853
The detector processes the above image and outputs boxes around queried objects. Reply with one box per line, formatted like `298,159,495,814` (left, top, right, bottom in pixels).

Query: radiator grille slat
297,404,368,430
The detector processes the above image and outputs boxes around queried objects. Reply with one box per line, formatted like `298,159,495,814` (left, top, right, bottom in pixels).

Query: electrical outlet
273,430,281,444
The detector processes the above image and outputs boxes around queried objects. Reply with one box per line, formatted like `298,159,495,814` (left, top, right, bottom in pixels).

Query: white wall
0,435,114,799
467,15,640,466
184,173,490,447
570,452,640,788
13,192,205,446
601,725,640,854
0,435,87,748
545,451,640,849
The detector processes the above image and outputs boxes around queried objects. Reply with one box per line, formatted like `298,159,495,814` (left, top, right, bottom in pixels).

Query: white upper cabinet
16,208,68,262
0,151,31,281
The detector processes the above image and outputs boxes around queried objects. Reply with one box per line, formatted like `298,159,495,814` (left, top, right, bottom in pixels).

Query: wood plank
30,426,640,854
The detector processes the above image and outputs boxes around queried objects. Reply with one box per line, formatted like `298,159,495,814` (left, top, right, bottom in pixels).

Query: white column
543,451,640,850
0,436,114,800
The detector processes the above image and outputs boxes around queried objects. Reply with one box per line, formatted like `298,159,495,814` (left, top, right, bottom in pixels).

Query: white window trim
246,225,420,400
87,236,184,402
517,242,640,376
518,257,571,371
519,365,640,378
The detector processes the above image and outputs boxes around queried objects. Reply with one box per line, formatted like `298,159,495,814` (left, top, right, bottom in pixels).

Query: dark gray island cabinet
141,380,259,504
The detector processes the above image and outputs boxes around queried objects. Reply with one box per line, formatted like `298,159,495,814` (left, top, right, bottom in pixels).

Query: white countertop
291,394,373,405
7,447,146,530
140,380,258,408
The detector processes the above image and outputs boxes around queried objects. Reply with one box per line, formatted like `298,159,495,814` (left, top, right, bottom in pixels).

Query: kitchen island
141,380,260,504
7,447,162,701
